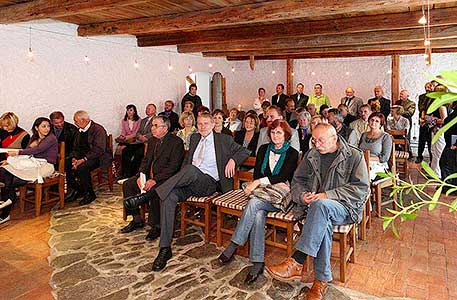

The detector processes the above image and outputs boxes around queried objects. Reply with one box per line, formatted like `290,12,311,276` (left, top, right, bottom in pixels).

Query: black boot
120,220,145,233
124,193,152,211
145,225,160,241
152,247,172,271
65,189,84,203
79,190,96,206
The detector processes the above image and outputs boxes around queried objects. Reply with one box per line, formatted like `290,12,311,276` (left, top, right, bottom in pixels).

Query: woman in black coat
234,113,260,156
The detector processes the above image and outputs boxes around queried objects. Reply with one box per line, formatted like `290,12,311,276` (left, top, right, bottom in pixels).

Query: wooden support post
391,54,400,103
249,55,254,70
287,59,294,95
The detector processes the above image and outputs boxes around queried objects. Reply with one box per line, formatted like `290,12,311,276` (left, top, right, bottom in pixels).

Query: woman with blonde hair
0,112,30,158
176,111,197,151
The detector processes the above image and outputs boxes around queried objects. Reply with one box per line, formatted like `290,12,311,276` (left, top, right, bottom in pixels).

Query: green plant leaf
444,173,457,182
401,213,418,220
391,222,399,238
386,208,399,215
421,162,439,180
426,93,457,113
376,172,389,178
440,70,457,84
450,199,457,212
432,117,457,144
446,187,457,196
429,186,442,211
382,217,393,231
424,72,457,89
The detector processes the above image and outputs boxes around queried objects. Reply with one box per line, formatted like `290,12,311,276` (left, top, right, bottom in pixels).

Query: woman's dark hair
124,104,140,121
258,87,265,94
30,117,51,144
268,119,292,141
368,112,386,127
212,109,227,119
319,104,329,115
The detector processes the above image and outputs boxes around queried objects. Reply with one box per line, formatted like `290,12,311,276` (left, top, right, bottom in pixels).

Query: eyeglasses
311,134,335,145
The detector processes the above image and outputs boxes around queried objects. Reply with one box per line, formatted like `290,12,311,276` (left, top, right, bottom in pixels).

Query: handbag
3,155,54,183
247,182,293,213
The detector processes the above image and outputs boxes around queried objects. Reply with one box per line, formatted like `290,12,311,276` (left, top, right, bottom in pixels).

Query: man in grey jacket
266,123,370,300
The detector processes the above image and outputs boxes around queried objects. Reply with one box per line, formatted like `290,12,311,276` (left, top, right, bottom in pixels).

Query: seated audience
176,111,197,151
0,117,57,223
283,98,298,128
340,87,363,117
368,86,391,120
440,101,457,193
181,83,202,115
183,101,194,114
259,101,271,128
225,108,242,132
151,113,250,271
387,105,410,132
159,100,179,132
358,112,393,181
120,116,184,241
218,119,299,284
0,112,30,161
337,103,357,126
115,104,141,178
350,104,372,142
64,111,112,206
197,106,211,117
212,109,232,136
253,87,268,115
256,105,300,154
319,104,329,120
306,103,317,117
267,123,369,300
296,109,311,154
328,108,358,145
234,113,260,156
49,111,78,174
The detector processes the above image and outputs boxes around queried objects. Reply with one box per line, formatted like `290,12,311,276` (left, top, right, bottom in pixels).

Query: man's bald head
312,123,338,154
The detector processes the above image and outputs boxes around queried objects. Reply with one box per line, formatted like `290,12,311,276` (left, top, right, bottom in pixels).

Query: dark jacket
181,93,202,115
343,114,358,127
20,134,58,164
138,133,184,186
254,144,298,184
234,129,260,156
272,93,289,110
159,111,180,132
291,93,309,109
70,121,113,168
368,97,391,120
52,121,77,158
292,137,370,223
185,132,250,193
297,127,311,154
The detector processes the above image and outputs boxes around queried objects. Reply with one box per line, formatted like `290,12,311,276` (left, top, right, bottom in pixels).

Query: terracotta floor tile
406,285,428,299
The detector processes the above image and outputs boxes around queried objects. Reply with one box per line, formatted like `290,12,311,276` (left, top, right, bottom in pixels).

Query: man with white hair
340,87,363,117
395,90,416,158
328,108,358,146
65,111,112,205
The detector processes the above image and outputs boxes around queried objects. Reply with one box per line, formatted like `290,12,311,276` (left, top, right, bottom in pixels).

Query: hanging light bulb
291,72,295,77
272,70,276,74
27,26,34,60
387,70,392,74
208,63,213,68
188,66,192,72
345,71,350,75
423,53,429,59
27,47,34,58
424,39,431,46
168,64,173,70
231,66,235,72
418,15,427,25
84,55,90,63
311,71,316,76
133,59,139,68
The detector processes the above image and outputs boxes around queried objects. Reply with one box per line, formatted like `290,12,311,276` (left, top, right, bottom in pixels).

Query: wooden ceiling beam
78,0,456,36
0,0,149,24
177,25,457,53
225,48,457,60
137,6,457,47
203,39,457,57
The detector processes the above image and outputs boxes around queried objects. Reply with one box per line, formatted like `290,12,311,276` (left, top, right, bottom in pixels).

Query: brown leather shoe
301,269,315,283
306,280,328,300
266,257,303,281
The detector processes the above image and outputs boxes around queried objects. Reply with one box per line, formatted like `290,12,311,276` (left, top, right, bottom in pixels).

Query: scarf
261,140,290,176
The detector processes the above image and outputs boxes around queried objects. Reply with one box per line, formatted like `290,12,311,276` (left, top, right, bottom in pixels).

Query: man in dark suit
120,116,184,241
159,100,180,132
367,86,391,120
181,83,202,115
65,111,113,206
291,83,309,109
151,112,250,271
271,83,289,111
49,111,78,174
121,103,156,177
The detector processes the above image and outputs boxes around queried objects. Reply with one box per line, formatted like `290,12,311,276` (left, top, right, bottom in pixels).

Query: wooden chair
332,223,356,283
371,143,398,217
386,129,409,179
91,134,114,192
19,142,65,216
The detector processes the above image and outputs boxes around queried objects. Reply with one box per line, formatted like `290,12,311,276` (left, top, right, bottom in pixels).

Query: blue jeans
231,197,279,262
295,199,352,282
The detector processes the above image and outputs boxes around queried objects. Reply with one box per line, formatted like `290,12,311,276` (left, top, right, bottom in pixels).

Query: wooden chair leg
108,167,114,191
339,232,347,283
286,222,293,257
180,202,186,238
140,203,146,221
350,226,356,263
19,186,26,213
375,185,382,217
59,176,65,209
359,217,366,241
216,206,222,247
123,206,127,221
392,187,398,210
204,202,211,243
35,184,43,217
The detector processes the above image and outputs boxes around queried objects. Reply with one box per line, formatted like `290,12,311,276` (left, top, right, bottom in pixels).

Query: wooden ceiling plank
77,0,456,36
137,6,457,47
0,0,150,24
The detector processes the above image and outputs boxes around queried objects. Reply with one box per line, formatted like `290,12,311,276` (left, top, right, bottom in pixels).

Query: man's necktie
193,138,206,167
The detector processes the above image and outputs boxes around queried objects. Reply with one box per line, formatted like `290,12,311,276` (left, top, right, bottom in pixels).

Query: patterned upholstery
212,189,248,209
332,224,354,233
185,192,219,203
267,210,296,221
395,150,409,159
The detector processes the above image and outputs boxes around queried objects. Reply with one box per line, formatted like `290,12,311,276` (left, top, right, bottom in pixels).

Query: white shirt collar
79,121,92,132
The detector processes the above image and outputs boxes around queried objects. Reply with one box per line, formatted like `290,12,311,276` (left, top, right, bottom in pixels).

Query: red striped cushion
332,224,353,233
395,150,409,159
212,189,248,210
267,210,296,222
185,192,219,203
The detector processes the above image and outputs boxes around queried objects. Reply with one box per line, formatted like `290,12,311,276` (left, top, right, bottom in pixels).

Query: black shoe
217,252,234,265
244,264,264,285
145,226,160,241
415,157,423,164
152,247,172,272
120,220,145,233
124,193,151,211
79,192,96,206
65,190,84,202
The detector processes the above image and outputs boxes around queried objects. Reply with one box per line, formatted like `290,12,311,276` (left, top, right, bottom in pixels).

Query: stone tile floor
0,163,455,299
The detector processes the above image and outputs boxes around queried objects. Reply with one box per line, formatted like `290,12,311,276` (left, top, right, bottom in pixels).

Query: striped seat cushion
395,150,409,159
185,192,219,203
212,189,248,210
333,224,353,233
267,210,296,222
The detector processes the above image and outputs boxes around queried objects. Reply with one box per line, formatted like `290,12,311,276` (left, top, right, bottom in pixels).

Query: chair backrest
57,142,65,174
107,134,113,151
233,156,256,189
387,140,397,176
363,149,370,179
386,129,408,151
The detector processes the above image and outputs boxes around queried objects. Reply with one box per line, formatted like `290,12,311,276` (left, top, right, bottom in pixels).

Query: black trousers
440,148,457,185
0,168,26,218
123,176,160,226
66,158,100,195
121,144,145,178
417,125,432,160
